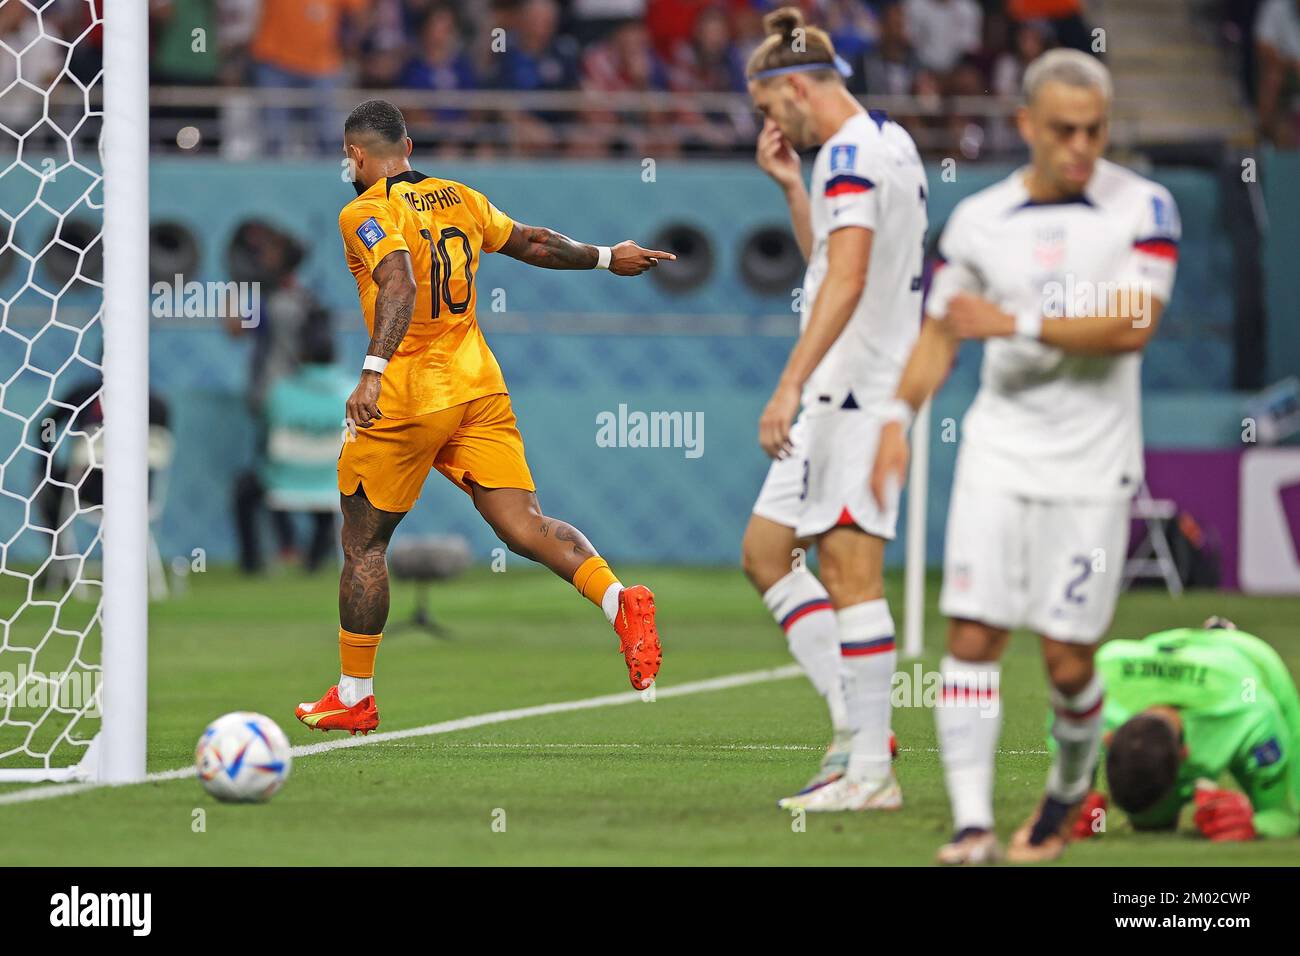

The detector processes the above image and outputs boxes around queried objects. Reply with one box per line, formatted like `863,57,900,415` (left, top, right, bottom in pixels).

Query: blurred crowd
194,0,1096,97
2,1,1297,156
137,0,1104,157
1222,0,1300,149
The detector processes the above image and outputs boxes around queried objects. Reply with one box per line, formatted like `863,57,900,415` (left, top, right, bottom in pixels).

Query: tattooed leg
471,485,658,692
339,485,407,634
470,485,597,581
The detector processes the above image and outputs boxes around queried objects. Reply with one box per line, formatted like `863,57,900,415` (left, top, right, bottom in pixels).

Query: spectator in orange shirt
250,0,369,154
1006,0,1095,55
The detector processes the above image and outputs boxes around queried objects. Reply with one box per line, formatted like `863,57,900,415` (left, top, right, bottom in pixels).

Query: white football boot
779,770,903,812
936,828,1003,865
775,730,852,807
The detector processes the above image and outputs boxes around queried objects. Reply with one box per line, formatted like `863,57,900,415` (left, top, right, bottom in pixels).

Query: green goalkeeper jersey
1096,628,1300,838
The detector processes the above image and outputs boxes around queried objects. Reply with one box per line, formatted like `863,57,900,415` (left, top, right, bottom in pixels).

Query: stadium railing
129,86,1155,159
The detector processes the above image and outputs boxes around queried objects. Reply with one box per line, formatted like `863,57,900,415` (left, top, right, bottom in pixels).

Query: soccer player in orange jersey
296,100,671,734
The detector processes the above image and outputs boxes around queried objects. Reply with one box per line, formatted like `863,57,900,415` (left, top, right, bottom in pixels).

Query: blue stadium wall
1,156,1256,567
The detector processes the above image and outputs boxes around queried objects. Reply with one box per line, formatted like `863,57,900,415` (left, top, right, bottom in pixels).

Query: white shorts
938,479,1131,644
751,406,899,541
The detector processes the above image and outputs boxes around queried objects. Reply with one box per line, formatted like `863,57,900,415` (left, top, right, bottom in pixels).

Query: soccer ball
195,712,292,803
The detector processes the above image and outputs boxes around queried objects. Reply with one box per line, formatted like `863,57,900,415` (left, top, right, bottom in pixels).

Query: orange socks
573,556,620,609
339,627,382,678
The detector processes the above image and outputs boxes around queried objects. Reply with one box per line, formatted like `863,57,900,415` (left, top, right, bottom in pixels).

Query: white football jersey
929,158,1180,501
802,110,929,411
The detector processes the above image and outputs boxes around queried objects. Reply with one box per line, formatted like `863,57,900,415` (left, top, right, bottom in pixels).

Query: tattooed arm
346,249,417,431
366,250,418,359
496,222,676,275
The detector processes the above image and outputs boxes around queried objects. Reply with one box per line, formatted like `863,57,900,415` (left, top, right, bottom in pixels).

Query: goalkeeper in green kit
1069,618,1299,842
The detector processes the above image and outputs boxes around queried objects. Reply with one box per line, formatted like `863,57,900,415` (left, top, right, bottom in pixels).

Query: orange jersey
338,171,515,419
250,0,365,77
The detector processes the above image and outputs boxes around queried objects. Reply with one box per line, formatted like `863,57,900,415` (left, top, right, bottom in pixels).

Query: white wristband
362,355,389,375
594,246,612,270
879,398,915,431
1014,309,1043,340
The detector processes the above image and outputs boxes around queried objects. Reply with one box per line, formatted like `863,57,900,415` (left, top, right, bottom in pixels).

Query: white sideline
396,742,1051,755
0,664,803,807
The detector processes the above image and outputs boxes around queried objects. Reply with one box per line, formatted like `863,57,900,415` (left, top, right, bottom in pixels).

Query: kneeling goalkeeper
1076,618,1299,841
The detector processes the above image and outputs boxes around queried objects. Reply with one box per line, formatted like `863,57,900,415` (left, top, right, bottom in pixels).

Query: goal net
0,0,147,783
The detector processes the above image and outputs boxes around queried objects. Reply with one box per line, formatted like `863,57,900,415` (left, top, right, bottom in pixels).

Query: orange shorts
338,392,536,512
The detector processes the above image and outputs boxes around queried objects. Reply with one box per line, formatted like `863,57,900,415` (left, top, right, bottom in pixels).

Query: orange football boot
295,685,379,735
614,585,662,691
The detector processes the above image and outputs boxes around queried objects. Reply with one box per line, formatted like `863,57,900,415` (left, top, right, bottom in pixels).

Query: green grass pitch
1,564,1297,866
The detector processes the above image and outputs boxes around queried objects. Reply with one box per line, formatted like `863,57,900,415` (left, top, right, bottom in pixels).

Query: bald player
296,100,672,734
871,50,1181,863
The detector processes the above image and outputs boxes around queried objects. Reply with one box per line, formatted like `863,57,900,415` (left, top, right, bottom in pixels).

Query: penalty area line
0,664,803,808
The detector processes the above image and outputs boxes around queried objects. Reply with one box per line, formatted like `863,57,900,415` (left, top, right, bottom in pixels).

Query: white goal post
902,399,930,660
0,0,148,783
99,0,149,783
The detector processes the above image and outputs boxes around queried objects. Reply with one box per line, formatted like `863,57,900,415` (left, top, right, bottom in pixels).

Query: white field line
0,664,803,807
0,664,1054,808
390,742,1051,756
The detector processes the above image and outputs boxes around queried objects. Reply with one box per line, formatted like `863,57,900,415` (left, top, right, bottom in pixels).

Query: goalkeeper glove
1193,785,1256,842
1071,791,1107,840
